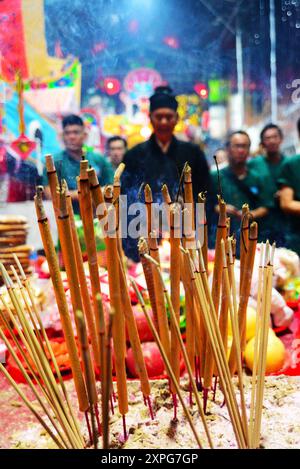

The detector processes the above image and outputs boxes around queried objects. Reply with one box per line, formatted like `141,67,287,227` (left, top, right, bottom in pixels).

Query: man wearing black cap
121,86,210,261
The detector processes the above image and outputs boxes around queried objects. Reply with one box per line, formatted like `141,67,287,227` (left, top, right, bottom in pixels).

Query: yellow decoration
244,331,286,374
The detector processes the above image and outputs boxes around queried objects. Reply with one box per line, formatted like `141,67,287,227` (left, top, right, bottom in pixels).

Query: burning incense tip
114,163,125,183
138,238,149,256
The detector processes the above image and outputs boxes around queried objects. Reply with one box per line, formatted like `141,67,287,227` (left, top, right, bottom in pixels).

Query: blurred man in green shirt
248,123,286,245
210,130,269,255
43,114,114,213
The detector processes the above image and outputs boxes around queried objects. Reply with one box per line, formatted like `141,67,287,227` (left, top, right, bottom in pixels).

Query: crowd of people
1,85,300,261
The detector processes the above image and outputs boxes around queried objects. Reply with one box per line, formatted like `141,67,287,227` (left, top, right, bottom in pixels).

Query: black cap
149,86,178,113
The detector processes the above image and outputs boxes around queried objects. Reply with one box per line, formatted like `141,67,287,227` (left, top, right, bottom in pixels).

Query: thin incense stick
131,279,204,449
34,187,89,413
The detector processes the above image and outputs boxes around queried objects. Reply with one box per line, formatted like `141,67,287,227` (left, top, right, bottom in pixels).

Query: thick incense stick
228,222,258,374
113,163,126,257
240,204,250,293
45,154,60,218
65,189,100,366
117,250,151,399
169,203,181,394
161,184,172,234
34,187,89,413
198,192,208,271
131,279,204,449
218,240,230,359
87,171,120,399
183,164,195,251
144,184,153,237
103,202,128,417
87,168,106,214
143,257,214,448
203,197,227,400
79,161,102,365
57,182,98,406
148,232,171,360
138,238,159,331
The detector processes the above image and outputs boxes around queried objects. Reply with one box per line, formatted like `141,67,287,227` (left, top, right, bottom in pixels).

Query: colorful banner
0,0,28,81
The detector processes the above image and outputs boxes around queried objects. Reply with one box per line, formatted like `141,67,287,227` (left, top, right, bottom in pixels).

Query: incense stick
131,279,204,449
228,222,258,375
66,187,100,367
142,257,214,449
169,203,181,395
12,254,83,444
79,161,103,366
203,197,227,406
34,187,89,413
103,203,128,418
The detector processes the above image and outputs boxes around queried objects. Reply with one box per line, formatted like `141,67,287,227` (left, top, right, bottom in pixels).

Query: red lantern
103,77,121,95
194,83,208,99
163,36,179,49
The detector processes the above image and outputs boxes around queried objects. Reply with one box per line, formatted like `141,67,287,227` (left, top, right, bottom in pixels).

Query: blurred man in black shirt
121,86,210,261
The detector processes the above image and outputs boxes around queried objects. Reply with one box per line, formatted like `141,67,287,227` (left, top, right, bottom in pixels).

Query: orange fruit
244,331,286,374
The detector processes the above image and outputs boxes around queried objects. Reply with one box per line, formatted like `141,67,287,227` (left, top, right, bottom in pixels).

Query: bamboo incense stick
103,203,128,418
144,184,153,238
0,265,84,449
218,240,230,360
131,279,204,449
113,163,126,257
180,250,196,375
240,204,250,294
142,256,214,448
102,308,114,449
183,164,195,251
79,161,103,366
203,197,227,404
138,238,159,331
228,222,258,375
253,242,274,448
169,203,181,395
117,250,151,400
87,168,106,215
249,244,264,447
0,323,70,448
66,188,100,367
13,255,83,444
161,184,172,234
221,240,249,446
187,251,246,448
148,232,171,361
198,192,208,271
113,163,125,202
57,181,98,405
45,154,60,218
76,310,98,449
34,187,89,413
